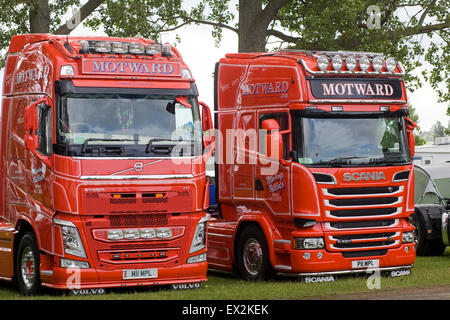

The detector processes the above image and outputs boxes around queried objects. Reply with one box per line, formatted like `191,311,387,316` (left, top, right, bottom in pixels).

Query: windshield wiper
81,138,136,153
145,138,196,155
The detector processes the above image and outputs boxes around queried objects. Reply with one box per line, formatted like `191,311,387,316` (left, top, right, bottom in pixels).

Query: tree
0,0,105,67
408,104,427,146
84,0,449,101
431,120,446,141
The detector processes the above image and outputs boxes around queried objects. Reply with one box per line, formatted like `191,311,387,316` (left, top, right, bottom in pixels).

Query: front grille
329,219,396,229
328,231,400,251
328,197,398,206
98,248,179,264
327,186,399,196
109,214,168,227
330,207,397,217
333,240,395,249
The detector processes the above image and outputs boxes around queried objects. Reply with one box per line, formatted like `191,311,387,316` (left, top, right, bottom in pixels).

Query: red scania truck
207,50,417,281
0,34,214,294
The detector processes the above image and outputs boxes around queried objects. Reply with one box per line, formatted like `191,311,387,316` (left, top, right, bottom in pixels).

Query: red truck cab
0,34,214,294
207,50,416,281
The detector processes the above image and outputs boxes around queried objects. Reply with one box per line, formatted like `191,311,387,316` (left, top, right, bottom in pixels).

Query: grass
1,248,449,300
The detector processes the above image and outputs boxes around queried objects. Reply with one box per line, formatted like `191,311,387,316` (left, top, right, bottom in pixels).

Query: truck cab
0,34,214,294
208,50,416,281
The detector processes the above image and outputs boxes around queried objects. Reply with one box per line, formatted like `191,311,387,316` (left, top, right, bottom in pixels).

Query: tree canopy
0,0,448,100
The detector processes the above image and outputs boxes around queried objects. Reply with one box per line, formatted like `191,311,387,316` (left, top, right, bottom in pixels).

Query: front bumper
274,243,416,276
40,260,208,290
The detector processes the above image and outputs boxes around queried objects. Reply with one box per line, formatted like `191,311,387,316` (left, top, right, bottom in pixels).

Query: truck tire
236,225,273,281
16,232,41,295
411,212,434,256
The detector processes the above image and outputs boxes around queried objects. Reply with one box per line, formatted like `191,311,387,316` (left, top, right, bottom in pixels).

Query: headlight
294,237,325,250
107,229,124,240
317,56,329,71
189,215,209,254
54,219,87,258
95,41,111,53
345,56,357,71
359,56,370,71
123,229,140,240
111,42,128,54
140,228,156,239
146,44,161,55
129,43,145,55
331,55,343,71
402,231,415,243
372,56,384,71
385,57,397,72
156,228,172,239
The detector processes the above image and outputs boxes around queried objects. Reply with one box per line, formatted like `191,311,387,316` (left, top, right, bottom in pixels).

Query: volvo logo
343,172,386,182
133,162,144,172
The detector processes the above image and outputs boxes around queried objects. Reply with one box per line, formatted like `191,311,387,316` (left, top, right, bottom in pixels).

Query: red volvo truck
207,50,417,281
0,34,214,294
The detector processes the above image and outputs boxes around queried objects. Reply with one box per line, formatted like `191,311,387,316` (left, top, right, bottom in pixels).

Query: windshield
56,93,201,157
296,115,409,166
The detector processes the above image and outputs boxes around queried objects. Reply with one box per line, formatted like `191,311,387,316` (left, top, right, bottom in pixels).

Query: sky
0,7,448,132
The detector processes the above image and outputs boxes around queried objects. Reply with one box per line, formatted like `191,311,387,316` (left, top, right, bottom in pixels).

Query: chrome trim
325,219,400,231
207,232,233,238
40,270,54,276
274,239,291,245
274,265,292,271
325,206,402,220
322,186,404,198
324,196,403,209
442,212,449,246
329,240,400,251
80,174,194,180
328,232,400,243
309,99,407,104
54,218,76,227
277,265,413,277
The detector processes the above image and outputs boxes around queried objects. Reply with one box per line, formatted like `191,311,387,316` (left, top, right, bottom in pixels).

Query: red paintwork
208,51,416,276
0,34,210,289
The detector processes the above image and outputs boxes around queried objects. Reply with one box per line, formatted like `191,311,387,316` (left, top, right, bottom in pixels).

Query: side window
259,112,289,159
37,103,52,156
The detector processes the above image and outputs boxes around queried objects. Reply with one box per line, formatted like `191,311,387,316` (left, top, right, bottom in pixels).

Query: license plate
351,259,379,269
123,268,158,280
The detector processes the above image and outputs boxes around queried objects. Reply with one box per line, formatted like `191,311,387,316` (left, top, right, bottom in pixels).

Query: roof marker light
60,65,75,76
331,55,343,71
161,44,172,57
345,56,357,71
146,44,161,55
95,41,111,53
79,40,89,54
359,56,370,71
111,42,128,54
372,56,384,72
317,55,330,71
129,43,145,55
385,57,397,72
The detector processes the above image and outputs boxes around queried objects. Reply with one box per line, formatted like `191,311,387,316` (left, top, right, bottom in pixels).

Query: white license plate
351,259,379,269
123,268,158,280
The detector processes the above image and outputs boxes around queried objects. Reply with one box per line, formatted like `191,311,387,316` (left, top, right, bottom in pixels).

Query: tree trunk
29,0,50,33
238,0,266,52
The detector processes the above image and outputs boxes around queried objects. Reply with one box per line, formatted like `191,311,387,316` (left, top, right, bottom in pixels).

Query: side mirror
405,117,418,158
261,119,283,161
24,98,49,150
199,101,214,149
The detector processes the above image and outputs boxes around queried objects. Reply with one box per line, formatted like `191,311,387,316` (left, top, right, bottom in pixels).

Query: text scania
343,172,386,182
242,81,289,96
322,82,394,96
91,61,175,75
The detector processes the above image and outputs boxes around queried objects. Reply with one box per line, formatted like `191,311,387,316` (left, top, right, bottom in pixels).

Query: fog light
111,42,128,54
345,56,357,71
129,43,145,55
95,41,111,53
146,44,161,55
385,57,397,72
187,252,207,264
157,228,172,239
60,258,90,269
331,55,343,71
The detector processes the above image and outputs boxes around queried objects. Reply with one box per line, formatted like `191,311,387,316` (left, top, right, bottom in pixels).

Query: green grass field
1,248,449,300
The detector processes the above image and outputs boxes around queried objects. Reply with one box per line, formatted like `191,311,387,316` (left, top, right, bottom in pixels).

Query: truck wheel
411,212,433,256
16,232,41,295
236,226,272,281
